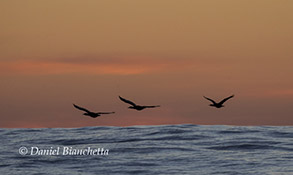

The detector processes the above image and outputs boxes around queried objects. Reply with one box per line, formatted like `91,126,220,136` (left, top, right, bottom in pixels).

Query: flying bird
73,104,115,118
119,96,160,111
203,95,234,108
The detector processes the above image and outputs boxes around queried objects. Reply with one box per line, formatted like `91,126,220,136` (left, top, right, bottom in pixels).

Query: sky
0,0,292,128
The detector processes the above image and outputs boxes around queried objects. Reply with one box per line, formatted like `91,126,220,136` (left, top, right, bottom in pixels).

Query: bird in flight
73,104,115,118
119,96,160,111
203,95,234,108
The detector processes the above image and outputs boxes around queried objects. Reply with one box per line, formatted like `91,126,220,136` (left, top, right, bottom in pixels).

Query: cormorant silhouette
73,104,115,118
203,95,234,108
119,96,160,111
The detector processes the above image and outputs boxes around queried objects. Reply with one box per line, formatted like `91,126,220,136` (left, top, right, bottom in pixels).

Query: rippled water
0,125,292,175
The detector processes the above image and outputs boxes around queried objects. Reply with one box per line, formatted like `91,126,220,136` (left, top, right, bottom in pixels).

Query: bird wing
97,112,115,114
119,96,137,106
73,104,91,113
203,96,217,104
219,95,234,105
145,105,160,108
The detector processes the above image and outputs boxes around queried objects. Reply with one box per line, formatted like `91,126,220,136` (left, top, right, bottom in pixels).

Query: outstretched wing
73,104,91,113
203,96,217,105
119,96,137,106
145,105,160,108
219,95,234,105
97,112,115,115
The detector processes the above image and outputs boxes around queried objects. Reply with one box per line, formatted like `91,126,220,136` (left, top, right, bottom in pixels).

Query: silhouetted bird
119,96,160,111
203,95,234,108
73,104,115,118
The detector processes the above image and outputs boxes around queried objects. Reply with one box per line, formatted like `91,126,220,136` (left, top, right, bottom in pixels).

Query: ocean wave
0,124,292,175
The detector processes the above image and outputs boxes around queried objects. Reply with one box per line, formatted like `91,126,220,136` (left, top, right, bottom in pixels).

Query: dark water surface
0,125,292,175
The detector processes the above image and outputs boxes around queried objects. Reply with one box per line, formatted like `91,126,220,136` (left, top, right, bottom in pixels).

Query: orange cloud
0,58,194,75
243,88,293,98
265,89,293,97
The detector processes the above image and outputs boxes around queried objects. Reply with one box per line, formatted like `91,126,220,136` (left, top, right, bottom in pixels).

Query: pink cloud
0,58,195,75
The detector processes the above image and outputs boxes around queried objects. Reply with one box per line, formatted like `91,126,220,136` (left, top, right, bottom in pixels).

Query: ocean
0,124,292,175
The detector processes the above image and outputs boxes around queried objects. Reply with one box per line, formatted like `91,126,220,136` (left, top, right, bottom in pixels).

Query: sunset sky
1,0,292,127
